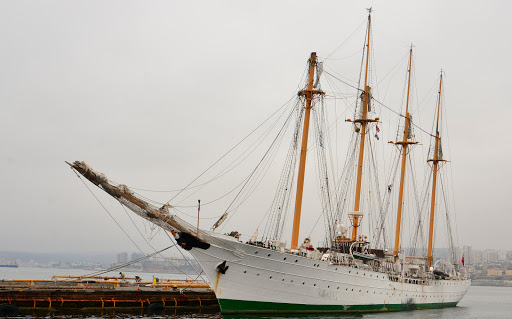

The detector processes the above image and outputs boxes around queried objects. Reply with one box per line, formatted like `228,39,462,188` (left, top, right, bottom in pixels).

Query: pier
0,276,218,315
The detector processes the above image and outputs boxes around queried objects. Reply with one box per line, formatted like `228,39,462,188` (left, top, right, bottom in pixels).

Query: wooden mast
427,71,444,267
350,9,378,242
353,9,372,214
393,46,416,261
290,52,324,250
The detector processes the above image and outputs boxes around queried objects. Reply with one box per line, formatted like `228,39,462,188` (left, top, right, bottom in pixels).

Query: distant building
498,250,507,261
505,270,512,276
131,252,143,261
483,250,498,263
487,269,503,276
463,246,472,265
117,252,128,264
471,251,482,265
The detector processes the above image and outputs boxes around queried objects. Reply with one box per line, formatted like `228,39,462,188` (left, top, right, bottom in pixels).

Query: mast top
436,70,443,132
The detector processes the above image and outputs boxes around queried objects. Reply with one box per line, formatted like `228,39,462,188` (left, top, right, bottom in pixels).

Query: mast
392,46,417,261
290,52,324,250
349,9,378,242
353,9,372,214
427,71,444,267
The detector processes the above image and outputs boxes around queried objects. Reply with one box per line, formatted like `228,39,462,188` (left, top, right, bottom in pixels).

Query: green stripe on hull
218,298,458,314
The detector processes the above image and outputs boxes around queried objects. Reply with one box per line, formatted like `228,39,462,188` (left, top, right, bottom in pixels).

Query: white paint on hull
189,234,470,308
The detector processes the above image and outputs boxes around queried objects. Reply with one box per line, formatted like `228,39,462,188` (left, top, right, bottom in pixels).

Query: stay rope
72,169,206,281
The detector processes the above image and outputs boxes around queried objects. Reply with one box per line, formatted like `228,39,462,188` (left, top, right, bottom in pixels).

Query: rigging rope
73,170,146,253
78,246,173,279
324,70,364,92
263,100,303,241
119,204,206,281
73,168,205,281
163,95,296,203
219,103,298,231
323,18,367,61
173,98,295,208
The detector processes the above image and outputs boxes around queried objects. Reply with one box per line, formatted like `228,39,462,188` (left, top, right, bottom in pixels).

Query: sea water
0,266,200,281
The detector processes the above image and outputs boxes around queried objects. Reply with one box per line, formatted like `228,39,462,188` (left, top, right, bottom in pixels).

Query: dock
0,276,219,315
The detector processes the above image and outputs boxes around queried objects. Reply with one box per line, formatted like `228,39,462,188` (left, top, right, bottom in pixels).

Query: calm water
1,267,511,318
0,266,201,281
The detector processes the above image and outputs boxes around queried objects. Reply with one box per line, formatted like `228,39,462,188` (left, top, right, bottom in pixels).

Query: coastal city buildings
456,246,512,285
1,248,509,281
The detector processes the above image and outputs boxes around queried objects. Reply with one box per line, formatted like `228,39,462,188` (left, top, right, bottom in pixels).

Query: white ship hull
190,232,470,313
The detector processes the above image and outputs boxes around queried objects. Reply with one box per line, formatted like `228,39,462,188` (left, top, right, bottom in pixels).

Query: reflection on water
16,308,222,319
223,315,363,319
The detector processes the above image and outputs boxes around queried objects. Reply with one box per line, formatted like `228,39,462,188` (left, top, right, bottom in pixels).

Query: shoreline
471,279,512,287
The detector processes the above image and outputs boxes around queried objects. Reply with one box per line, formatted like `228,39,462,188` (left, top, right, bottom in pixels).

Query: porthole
255,251,258,254
284,257,287,260
328,285,330,288
302,282,305,285
268,254,271,257
337,287,340,290
317,264,319,267
335,268,338,270
243,271,247,273
282,279,285,281
313,264,316,266
291,280,294,283
314,284,317,286
349,271,351,274
269,276,272,279
295,260,298,263
257,273,259,276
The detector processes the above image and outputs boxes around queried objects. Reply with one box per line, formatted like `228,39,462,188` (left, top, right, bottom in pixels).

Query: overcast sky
1,0,511,257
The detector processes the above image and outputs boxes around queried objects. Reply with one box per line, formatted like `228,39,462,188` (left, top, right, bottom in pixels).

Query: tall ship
69,10,470,313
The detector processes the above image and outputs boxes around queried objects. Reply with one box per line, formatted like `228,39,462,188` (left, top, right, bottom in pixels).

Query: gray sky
1,0,511,256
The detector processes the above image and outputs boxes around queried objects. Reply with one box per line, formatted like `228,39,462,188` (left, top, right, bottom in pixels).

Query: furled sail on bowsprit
67,160,210,250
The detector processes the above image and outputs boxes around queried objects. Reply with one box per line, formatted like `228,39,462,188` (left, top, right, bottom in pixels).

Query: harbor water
0,266,201,281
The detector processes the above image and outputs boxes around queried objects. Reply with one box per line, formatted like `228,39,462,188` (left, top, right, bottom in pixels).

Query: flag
354,124,360,133
462,255,465,266
376,125,380,132
375,133,379,140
